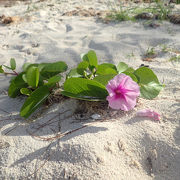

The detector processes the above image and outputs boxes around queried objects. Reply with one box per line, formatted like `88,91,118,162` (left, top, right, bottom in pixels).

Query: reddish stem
12,70,19,75
4,72,17,76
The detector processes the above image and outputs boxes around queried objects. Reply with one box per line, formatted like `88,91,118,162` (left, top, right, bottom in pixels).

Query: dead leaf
0,15,22,24
142,57,153,62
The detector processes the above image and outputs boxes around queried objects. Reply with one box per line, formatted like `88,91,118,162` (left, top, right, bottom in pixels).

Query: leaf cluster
62,50,163,102
1,50,163,119
1,59,67,118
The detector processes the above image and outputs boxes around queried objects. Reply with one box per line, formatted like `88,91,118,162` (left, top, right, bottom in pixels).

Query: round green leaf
67,68,82,79
39,61,68,79
22,62,32,71
93,74,116,86
10,58,16,70
87,50,98,69
77,61,89,75
62,78,108,101
134,67,163,99
140,82,163,100
80,53,89,62
122,72,138,82
117,62,129,73
26,66,39,88
96,63,117,75
20,86,50,118
123,67,135,73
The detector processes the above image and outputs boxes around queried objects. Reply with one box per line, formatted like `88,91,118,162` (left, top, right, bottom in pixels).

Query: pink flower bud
136,109,160,121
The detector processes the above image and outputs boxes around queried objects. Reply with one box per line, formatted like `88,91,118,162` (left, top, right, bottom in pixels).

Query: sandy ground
0,0,180,179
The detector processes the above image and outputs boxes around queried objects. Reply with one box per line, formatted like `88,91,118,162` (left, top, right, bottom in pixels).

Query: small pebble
32,43,39,48
91,114,101,120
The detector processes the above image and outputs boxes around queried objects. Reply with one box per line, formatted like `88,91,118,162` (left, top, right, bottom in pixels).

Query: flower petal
136,109,160,121
122,95,137,111
125,89,140,98
106,79,117,95
106,95,123,110
113,73,128,86
107,94,137,111
121,74,140,92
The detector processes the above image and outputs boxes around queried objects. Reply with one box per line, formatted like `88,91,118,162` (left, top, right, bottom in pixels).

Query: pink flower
106,73,140,111
136,109,160,121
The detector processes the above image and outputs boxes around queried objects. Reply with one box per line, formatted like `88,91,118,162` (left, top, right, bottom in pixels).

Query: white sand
0,0,180,179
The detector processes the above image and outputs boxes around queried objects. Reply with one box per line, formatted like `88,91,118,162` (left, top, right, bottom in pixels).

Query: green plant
169,55,180,62
106,10,133,21
145,47,156,56
106,0,172,22
134,0,171,20
154,0,171,20
176,0,180,4
106,2,135,22
1,59,68,118
62,50,163,101
161,44,169,52
1,51,163,118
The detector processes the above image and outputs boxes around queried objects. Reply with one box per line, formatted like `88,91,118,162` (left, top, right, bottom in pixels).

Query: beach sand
0,0,180,179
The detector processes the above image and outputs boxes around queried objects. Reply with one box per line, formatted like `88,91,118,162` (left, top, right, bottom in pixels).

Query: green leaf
3,65,12,70
117,62,129,73
10,58,16,70
22,62,32,71
45,75,61,87
67,68,82,79
81,50,98,72
93,74,116,86
8,73,28,98
9,76,16,83
81,53,89,62
77,61,89,75
87,50,98,69
20,88,32,96
20,86,50,118
96,63,117,75
134,67,163,99
38,75,45,86
140,82,163,100
122,72,138,82
62,78,108,101
39,61,68,79
37,63,47,72
123,67,135,73
0,65,4,73
26,66,39,88
22,74,27,83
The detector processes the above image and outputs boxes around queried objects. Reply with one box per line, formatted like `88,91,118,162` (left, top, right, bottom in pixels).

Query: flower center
115,89,122,95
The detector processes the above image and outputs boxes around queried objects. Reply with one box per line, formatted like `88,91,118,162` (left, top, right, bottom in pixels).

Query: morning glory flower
106,74,140,111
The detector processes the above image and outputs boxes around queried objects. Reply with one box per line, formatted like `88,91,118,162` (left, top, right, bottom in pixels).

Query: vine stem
4,72,18,76
12,70,19,75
